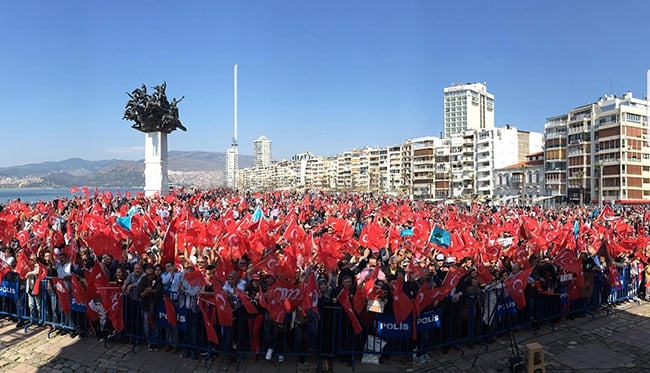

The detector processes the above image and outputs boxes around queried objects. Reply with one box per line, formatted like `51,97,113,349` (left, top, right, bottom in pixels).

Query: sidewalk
0,300,649,372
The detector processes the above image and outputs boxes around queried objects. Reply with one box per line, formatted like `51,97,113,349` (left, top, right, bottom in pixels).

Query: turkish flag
235,288,259,315
433,266,468,302
354,266,379,314
282,218,306,244
260,280,300,323
51,277,72,314
253,252,283,277
414,283,435,315
598,204,618,221
476,261,495,285
392,278,414,324
15,251,31,279
85,261,109,300
183,270,207,288
212,282,234,327
163,295,178,328
554,249,584,288
0,258,12,278
337,288,362,335
301,272,320,318
359,222,387,251
198,298,219,344
84,233,123,262
71,274,88,305
98,286,124,331
161,217,178,267
504,266,534,309
31,263,49,296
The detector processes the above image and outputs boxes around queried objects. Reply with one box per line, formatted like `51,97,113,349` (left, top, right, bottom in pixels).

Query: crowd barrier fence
0,266,644,371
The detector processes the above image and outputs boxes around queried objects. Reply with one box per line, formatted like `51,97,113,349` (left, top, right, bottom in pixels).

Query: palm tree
594,162,602,206
519,165,527,205
576,170,585,207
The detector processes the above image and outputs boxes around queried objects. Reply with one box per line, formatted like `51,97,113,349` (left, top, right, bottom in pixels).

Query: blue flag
116,215,132,231
429,225,451,248
252,207,264,223
400,228,414,237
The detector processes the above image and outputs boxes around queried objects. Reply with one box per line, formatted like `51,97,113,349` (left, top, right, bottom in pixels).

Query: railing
0,266,643,370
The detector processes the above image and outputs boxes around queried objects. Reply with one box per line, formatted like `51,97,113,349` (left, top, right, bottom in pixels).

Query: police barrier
0,265,646,370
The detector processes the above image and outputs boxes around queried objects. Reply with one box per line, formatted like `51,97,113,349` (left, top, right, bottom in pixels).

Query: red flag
98,286,124,331
161,217,178,267
198,298,219,344
391,277,414,324
598,204,618,221
31,263,49,296
15,251,31,279
0,258,11,278
359,222,387,251
282,218,306,244
354,267,379,314
262,280,301,323
337,288,362,335
414,283,434,315
301,272,320,318
235,288,259,315
476,261,495,285
213,282,234,327
433,266,468,302
163,295,178,328
85,261,109,300
554,250,584,288
71,274,88,305
51,277,71,314
183,270,207,288
503,266,534,309
84,233,123,262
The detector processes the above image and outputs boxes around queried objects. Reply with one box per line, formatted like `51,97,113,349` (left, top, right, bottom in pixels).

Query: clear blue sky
1,0,649,167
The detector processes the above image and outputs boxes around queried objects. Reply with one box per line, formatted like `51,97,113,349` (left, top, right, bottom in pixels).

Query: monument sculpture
123,81,186,133
123,82,186,196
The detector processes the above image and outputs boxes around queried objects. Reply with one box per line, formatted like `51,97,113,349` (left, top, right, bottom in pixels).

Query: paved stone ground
0,300,648,373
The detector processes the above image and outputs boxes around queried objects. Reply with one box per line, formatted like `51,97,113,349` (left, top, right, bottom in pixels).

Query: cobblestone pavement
0,300,648,373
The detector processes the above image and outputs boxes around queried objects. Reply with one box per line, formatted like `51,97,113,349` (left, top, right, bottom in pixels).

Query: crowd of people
0,188,649,364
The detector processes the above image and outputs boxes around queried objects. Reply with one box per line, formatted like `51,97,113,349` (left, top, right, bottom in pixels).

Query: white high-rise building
225,147,238,189
254,135,272,168
443,82,495,138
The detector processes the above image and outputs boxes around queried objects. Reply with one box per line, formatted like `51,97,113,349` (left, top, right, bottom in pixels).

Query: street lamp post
595,162,602,207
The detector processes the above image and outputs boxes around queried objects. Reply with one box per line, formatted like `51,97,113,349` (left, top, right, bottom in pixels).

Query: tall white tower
443,82,495,138
253,135,272,168
225,64,239,189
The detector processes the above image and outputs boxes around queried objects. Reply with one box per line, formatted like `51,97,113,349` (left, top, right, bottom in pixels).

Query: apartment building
253,135,272,168
443,82,495,138
495,151,545,206
545,92,650,205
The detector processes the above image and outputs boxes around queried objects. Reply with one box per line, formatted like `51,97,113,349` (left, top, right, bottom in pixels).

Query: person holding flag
331,274,361,365
137,264,162,351
178,265,203,359
23,251,44,327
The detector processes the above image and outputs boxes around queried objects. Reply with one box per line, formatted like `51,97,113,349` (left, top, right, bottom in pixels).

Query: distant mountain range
0,151,253,189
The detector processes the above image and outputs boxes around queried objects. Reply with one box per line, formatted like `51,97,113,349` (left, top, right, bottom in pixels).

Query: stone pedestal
144,132,168,196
